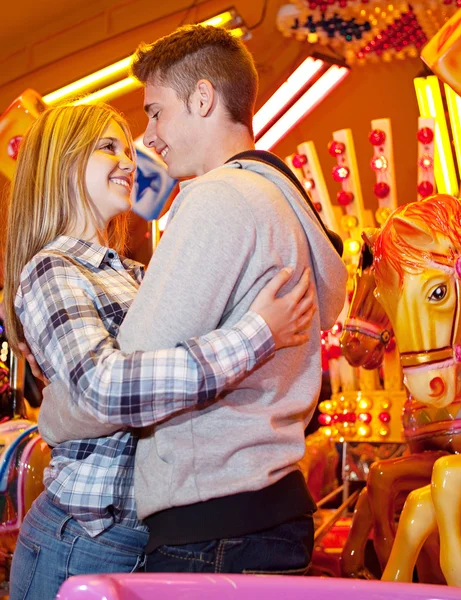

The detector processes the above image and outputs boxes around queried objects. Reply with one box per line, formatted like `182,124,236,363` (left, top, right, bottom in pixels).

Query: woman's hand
250,267,315,350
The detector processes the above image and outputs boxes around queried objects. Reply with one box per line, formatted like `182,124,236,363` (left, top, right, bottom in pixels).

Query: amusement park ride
284,9,461,589
0,317,50,595
2,5,461,599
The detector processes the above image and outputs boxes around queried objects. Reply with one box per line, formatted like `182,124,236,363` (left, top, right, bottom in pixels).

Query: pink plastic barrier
56,573,461,600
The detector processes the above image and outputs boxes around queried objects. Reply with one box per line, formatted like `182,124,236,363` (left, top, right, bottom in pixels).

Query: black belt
144,470,316,553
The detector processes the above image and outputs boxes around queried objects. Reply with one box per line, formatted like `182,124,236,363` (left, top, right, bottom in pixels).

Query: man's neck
199,125,255,175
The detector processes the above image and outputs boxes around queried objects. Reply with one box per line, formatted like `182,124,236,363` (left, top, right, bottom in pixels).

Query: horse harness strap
343,317,392,345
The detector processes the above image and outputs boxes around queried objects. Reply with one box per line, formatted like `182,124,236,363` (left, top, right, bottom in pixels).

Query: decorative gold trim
401,347,453,367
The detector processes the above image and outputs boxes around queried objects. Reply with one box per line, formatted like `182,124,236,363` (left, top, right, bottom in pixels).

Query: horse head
340,236,393,370
373,194,461,410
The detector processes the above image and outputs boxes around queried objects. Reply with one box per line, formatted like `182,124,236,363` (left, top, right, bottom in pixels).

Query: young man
39,25,347,574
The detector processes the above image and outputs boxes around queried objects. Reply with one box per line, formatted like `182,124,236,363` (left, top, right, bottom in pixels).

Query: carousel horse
369,194,461,586
340,242,393,370
337,201,461,585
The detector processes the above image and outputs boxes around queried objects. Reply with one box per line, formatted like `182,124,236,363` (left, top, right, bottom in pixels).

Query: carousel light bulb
419,154,433,170
318,414,332,425
328,140,346,157
342,399,356,411
292,154,307,169
321,401,334,414
358,424,371,437
370,155,388,172
375,206,392,225
340,215,358,231
337,190,354,206
344,239,361,255
332,322,342,335
358,397,373,410
332,165,350,182
379,425,390,437
358,412,372,423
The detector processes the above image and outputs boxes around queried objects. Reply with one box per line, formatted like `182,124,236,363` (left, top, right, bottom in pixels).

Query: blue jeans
9,492,148,600
145,514,314,574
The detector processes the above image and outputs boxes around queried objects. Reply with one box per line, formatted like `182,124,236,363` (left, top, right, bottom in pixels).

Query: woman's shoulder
20,249,84,287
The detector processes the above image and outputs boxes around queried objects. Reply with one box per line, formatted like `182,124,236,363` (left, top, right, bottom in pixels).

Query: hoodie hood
225,159,348,331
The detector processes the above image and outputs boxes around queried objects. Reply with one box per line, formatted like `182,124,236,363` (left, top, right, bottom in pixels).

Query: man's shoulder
182,165,284,206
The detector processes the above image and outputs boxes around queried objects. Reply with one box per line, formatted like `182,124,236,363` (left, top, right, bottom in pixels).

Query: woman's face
85,119,135,225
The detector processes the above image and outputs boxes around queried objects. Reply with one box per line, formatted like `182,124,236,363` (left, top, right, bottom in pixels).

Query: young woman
3,103,314,600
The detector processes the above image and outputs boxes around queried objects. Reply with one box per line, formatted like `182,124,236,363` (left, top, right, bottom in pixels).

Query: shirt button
107,251,115,259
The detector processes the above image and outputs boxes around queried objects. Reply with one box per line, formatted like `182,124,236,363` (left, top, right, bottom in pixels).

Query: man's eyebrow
144,102,159,114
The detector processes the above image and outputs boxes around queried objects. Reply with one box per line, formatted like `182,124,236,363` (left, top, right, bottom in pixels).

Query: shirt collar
45,236,144,275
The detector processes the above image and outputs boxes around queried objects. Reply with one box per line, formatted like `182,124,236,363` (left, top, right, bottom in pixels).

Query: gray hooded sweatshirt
39,159,347,541
119,160,347,522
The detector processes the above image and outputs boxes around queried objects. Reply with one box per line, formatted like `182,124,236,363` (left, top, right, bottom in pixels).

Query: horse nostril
429,377,445,397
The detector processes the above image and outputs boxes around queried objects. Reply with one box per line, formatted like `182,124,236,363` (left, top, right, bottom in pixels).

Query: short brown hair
131,25,258,135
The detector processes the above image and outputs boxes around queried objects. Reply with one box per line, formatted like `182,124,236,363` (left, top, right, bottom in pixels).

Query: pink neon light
253,57,325,137
255,65,350,151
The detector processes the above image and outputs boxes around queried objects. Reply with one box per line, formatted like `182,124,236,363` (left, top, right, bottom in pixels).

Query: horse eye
429,285,447,302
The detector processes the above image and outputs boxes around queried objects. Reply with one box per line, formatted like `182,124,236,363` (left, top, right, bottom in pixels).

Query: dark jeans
145,514,314,574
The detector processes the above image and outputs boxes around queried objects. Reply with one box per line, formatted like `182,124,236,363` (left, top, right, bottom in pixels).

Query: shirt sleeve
18,254,275,428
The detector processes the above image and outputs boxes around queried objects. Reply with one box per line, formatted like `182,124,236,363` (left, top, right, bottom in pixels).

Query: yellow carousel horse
339,240,445,584
370,194,461,586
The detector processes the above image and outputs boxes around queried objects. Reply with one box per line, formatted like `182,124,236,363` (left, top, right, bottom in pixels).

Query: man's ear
195,79,215,117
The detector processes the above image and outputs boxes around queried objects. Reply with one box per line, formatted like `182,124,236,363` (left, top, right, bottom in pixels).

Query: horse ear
362,228,380,250
392,215,434,247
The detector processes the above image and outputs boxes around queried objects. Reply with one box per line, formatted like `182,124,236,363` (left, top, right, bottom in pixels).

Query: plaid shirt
15,236,274,535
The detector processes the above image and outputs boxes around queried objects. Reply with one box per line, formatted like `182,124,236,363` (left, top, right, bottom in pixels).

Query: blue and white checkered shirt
15,236,275,535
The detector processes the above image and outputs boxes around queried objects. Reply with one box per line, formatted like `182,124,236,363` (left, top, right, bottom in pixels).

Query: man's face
143,82,202,179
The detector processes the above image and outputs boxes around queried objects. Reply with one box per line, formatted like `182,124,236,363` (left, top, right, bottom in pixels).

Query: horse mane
373,194,461,287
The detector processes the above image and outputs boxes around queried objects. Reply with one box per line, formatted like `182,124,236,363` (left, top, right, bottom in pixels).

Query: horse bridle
343,317,392,346
400,254,461,369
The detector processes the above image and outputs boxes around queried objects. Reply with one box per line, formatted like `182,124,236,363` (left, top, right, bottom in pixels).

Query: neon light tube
43,57,133,105
253,57,325,138
414,76,458,196
72,77,142,105
43,12,246,105
202,11,235,28
444,83,461,185
255,65,349,150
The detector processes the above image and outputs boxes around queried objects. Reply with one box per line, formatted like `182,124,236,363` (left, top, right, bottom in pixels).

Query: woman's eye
152,112,159,120
428,284,447,302
101,142,115,151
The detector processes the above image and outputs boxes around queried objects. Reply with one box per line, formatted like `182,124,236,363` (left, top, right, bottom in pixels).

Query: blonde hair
4,103,134,352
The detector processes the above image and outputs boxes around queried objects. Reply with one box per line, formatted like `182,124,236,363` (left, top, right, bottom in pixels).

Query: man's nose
143,123,157,148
